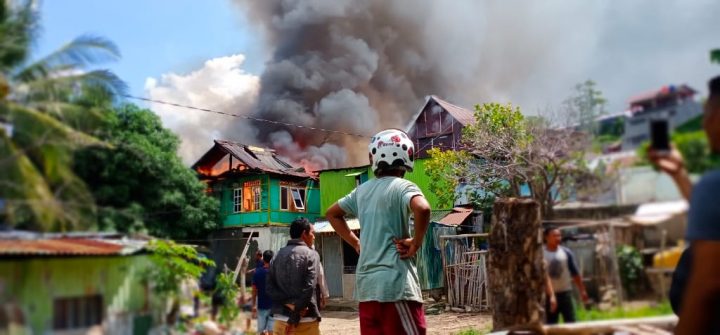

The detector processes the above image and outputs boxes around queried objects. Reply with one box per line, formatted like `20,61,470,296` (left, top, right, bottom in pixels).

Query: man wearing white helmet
326,128,432,335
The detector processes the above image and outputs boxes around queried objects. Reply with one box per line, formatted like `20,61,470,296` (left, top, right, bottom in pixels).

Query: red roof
438,207,474,225
628,84,696,105
430,95,475,126
0,238,127,256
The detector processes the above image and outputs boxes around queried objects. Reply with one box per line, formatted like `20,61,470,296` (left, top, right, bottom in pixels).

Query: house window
280,185,306,212
233,188,242,213
53,295,103,330
243,180,262,212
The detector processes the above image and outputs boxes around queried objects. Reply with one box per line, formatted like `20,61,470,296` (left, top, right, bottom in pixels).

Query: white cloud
144,54,261,164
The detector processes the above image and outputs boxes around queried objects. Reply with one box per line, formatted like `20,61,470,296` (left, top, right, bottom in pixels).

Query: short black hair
290,217,312,239
543,225,559,237
710,75,720,97
374,160,408,177
262,250,274,263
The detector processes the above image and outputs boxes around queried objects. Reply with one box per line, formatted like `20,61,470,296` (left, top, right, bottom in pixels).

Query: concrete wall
623,99,703,150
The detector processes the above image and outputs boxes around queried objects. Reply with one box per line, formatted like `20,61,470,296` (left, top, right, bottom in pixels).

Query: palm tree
0,0,126,231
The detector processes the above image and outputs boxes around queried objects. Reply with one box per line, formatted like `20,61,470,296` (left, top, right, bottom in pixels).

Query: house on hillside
406,95,475,158
0,232,151,334
192,140,320,269
623,84,702,150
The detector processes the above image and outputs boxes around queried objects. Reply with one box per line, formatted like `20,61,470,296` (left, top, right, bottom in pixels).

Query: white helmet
368,129,415,173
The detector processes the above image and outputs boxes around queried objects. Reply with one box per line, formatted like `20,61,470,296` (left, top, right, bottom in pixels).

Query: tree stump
488,198,546,330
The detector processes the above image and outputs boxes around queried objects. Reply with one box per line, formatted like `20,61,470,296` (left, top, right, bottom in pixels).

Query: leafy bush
215,271,241,327
616,245,643,297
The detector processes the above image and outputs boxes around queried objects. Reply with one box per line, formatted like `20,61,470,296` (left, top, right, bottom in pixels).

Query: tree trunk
488,198,546,330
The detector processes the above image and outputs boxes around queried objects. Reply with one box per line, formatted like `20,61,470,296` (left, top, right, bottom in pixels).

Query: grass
576,301,673,321
455,329,485,335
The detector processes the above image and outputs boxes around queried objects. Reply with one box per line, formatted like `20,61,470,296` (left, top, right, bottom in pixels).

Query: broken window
280,185,306,212
243,180,262,212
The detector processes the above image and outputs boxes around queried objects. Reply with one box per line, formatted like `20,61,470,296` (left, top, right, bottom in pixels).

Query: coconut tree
0,0,126,231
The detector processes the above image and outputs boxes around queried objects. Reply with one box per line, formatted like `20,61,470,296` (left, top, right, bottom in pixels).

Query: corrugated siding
405,158,446,210
320,235,344,297
416,223,457,290
319,167,371,214
269,226,290,253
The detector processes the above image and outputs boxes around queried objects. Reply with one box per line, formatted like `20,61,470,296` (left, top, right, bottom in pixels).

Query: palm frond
13,68,127,103
0,0,38,72
13,35,121,84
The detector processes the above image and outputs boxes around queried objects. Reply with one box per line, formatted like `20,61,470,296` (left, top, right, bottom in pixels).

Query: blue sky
35,0,265,97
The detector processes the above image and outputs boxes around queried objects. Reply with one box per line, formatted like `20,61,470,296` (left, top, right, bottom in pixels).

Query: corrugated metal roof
0,238,146,256
203,140,311,178
438,208,473,225
314,218,361,234
430,95,475,126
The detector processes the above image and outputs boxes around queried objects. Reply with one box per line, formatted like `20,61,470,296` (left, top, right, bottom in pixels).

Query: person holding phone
648,75,720,334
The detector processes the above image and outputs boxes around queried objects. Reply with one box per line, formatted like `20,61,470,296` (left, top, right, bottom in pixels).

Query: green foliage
564,80,607,136
577,301,672,321
711,49,720,64
0,1,126,231
74,103,219,240
215,272,241,327
456,328,486,335
675,114,703,133
425,148,472,209
144,240,214,299
635,130,720,174
616,245,643,297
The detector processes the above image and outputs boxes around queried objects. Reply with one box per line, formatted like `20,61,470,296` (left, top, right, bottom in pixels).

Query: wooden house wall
409,102,465,158
216,175,320,227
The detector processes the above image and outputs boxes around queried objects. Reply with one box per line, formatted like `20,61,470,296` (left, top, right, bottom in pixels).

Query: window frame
233,188,242,213
279,185,306,212
241,180,262,212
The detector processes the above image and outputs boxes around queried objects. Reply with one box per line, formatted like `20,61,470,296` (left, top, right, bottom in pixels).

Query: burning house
192,140,320,268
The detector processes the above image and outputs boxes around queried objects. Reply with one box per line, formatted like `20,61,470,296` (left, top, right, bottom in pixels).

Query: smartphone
649,119,670,153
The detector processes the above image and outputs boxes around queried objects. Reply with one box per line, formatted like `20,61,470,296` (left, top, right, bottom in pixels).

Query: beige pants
273,320,320,335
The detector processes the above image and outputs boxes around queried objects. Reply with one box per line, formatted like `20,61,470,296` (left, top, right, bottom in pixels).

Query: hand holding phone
649,119,670,153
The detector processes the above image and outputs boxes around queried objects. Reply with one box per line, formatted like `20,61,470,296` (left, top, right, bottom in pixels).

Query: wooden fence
439,233,490,310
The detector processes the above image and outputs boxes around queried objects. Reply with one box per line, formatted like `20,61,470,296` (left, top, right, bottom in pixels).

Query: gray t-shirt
544,246,580,293
338,176,424,303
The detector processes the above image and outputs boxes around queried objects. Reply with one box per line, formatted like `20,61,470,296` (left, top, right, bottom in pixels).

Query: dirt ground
318,311,492,335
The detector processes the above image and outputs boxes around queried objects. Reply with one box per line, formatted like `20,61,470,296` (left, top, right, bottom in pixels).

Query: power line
121,94,371,138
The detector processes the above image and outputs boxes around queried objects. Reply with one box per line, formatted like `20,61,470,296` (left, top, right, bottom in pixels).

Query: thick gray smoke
230,0,719,170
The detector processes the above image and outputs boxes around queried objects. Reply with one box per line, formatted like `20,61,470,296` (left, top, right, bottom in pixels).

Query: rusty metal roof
438,208,474,225
0,238,145,257
193,140,312,178
430,95,475,126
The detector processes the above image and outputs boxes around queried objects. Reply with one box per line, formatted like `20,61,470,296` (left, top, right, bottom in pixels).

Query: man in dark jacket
267,218,321,335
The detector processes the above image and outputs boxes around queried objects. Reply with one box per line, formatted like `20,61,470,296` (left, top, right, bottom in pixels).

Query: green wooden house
0,233,151,334
192,140,320,266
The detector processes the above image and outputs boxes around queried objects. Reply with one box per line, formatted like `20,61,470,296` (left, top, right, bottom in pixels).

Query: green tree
0,0,125,231
564,80,608,136
74,104,219,240
427,102,607,218
143,240,214,325
711,49,720,64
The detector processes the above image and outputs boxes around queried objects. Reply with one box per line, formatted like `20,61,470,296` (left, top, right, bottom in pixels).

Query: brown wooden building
406,95,475,158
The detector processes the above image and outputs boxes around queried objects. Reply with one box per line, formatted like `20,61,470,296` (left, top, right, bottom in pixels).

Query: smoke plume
152,0,719,170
